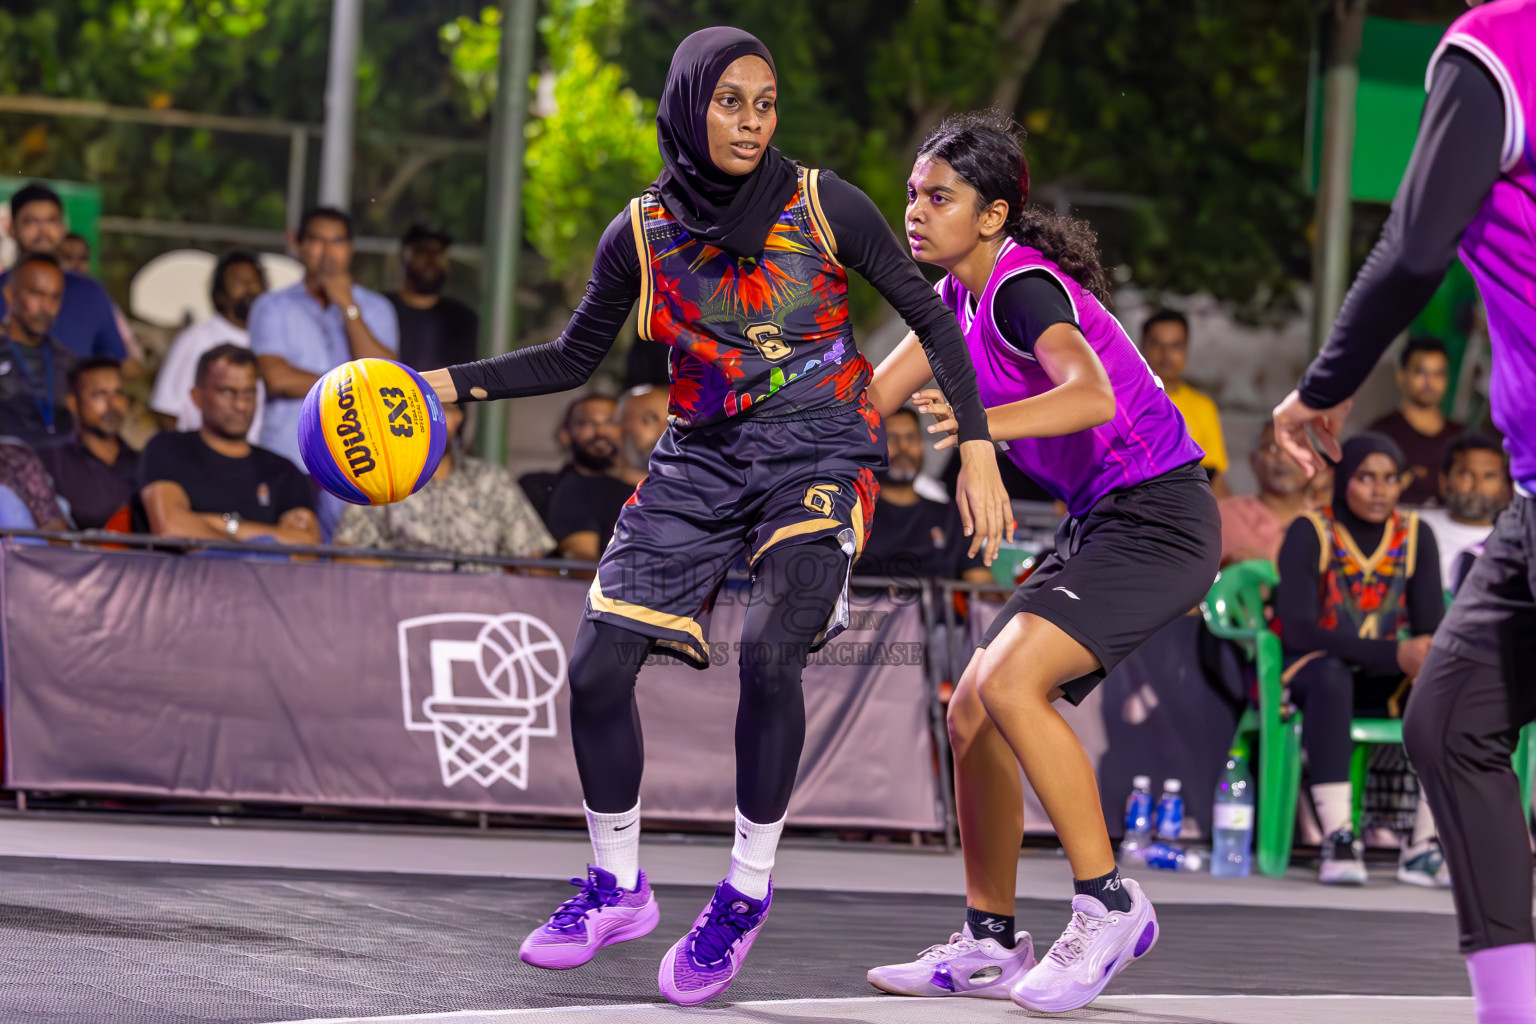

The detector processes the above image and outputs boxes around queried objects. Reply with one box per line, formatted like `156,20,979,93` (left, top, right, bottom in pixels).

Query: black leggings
566,538,847,824
1404,645,1534,953
1288,654,1404,785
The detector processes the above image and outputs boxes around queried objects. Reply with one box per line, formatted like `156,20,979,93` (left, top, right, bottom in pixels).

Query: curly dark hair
917,110,1111,305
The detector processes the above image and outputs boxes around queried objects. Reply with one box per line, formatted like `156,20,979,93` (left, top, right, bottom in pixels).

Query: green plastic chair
1201,560,1299,877
1202,560,1536,877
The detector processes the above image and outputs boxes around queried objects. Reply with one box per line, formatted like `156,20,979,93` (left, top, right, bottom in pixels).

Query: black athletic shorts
1434,491,1536,690
977,461,1221,705
586,401,884,668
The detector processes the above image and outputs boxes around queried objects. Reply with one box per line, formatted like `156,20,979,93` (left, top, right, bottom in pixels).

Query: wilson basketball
298,358,448,505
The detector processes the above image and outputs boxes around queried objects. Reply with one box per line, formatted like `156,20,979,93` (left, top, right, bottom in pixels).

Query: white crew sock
1412,792,1438,847
584,801,641,890
725,807,784,901
1312,781,1354,837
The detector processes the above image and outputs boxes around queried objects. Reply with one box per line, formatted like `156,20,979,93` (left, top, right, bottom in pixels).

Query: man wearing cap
387,224,479,372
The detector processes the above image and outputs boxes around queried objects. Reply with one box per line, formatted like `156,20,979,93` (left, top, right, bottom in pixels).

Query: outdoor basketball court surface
0,816,1475,1023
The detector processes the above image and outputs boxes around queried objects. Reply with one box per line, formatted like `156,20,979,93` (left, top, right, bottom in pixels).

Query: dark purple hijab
652,27,799,260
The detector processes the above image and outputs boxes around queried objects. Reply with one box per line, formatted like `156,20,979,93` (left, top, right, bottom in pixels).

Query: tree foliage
443,0,661,290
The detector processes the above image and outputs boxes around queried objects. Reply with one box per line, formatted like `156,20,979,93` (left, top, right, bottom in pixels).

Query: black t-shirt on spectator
139,432,312,524
37,434,139,529
1363,410,1464,507
545,466,632,549
856,496,985,580
0,334,76,446
388,294,480,372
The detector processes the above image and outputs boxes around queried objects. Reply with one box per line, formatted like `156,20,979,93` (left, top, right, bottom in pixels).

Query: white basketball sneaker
867,927,1035,998
1009,878,1159,1013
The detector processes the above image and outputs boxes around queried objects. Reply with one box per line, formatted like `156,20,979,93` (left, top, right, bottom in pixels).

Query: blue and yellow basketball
298,358,448,505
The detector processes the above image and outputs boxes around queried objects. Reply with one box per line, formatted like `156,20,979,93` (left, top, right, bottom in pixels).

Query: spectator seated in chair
518,393,633,561
1141,308,1229,497
138,344,318,547
0,440,67,533
0,183,128,364
1418,431,1511,595
1275,433,1447,889
1365,335,1465,507
1218,422,1320,567
151,250,268,442
333,402,554,570
616,384,669,487
854,407,992,583
0,252,76,449
37,357,138,530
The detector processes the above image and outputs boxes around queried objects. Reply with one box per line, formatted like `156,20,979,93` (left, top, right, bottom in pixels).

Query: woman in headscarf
422,26,1010,1006
1275,433,1444,887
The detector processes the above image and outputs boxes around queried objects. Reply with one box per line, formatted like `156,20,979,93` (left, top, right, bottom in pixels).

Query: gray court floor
0,853,1471,1024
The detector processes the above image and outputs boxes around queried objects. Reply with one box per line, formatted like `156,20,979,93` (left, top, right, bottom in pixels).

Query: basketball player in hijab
422,27,1009,1006
1273,3,1536,1021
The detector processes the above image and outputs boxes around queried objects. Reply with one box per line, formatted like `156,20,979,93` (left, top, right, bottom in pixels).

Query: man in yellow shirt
1142,308,1229,496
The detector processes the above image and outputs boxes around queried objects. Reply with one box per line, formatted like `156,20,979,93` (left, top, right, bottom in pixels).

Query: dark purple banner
2,545,942,831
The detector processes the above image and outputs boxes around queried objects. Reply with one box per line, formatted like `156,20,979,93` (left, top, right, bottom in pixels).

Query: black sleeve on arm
993,272,1079,357
448,209,639,402
816,172,991,444
1275,517,1403,676
1298,49,1506,408
1409,519,1446,636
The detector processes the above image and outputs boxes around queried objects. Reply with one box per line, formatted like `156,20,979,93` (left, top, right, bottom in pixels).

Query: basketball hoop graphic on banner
397,613,567,790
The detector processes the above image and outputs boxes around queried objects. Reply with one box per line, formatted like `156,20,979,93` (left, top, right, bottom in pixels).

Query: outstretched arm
424,209,640,405
1276,49,1504,474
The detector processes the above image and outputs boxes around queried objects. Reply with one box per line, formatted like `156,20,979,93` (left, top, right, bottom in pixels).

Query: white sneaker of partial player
1319,829,1368,885
1397,838,1452,888
1009,879,1159,1014
867,930,1035,998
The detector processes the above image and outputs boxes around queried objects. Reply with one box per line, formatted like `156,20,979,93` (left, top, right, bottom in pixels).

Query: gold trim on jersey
804,168,842,268
628,197,655,341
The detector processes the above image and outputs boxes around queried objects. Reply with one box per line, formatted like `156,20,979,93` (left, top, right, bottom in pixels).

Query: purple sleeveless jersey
1429,1,1536,488
937,239,1204,517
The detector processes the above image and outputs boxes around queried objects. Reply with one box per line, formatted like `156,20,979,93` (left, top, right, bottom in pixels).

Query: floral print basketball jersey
1301,509,1422,640
629,167,874,432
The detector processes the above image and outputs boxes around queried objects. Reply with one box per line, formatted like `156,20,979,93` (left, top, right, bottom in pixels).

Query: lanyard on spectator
7,336,54,434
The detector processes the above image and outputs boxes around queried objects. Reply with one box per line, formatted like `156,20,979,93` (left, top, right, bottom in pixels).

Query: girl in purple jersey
864,112,1220,1013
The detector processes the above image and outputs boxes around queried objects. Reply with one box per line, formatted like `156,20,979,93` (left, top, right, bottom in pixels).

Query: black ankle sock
1074,868,1131,913
964,907,1016,948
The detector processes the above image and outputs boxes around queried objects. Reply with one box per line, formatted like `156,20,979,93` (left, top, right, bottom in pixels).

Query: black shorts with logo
977,462,1221,705
586,402,884,668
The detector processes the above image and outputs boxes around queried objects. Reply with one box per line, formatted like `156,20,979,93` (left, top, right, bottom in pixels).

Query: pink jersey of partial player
936,239,1205,517
1428,0,1536,487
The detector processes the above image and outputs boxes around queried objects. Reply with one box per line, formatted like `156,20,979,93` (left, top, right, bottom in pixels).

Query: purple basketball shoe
518,866,659,970
656,879,771,1006
1009,877,1159,1013
867,929,1036,998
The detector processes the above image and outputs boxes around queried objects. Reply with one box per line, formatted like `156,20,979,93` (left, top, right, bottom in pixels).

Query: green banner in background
0,177,102,275
1306,18,1448,203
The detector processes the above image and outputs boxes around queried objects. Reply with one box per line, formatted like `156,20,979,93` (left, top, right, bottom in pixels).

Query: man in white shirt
1419,432,1512,592
150,251,267,442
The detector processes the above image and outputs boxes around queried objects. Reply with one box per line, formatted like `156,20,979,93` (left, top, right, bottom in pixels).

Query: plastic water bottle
1154,779,1184,842
1141,840,1204,873
1210,751,1254,879
1120,775,1154,857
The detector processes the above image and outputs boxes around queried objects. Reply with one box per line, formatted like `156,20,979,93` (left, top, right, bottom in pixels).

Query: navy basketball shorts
586,403,885,668
977,461,1221,705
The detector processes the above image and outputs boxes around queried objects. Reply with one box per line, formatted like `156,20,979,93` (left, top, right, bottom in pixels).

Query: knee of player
738,644,805,703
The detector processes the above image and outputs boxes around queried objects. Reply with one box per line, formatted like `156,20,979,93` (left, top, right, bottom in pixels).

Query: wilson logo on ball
333,374,377,478
299,358,448,506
